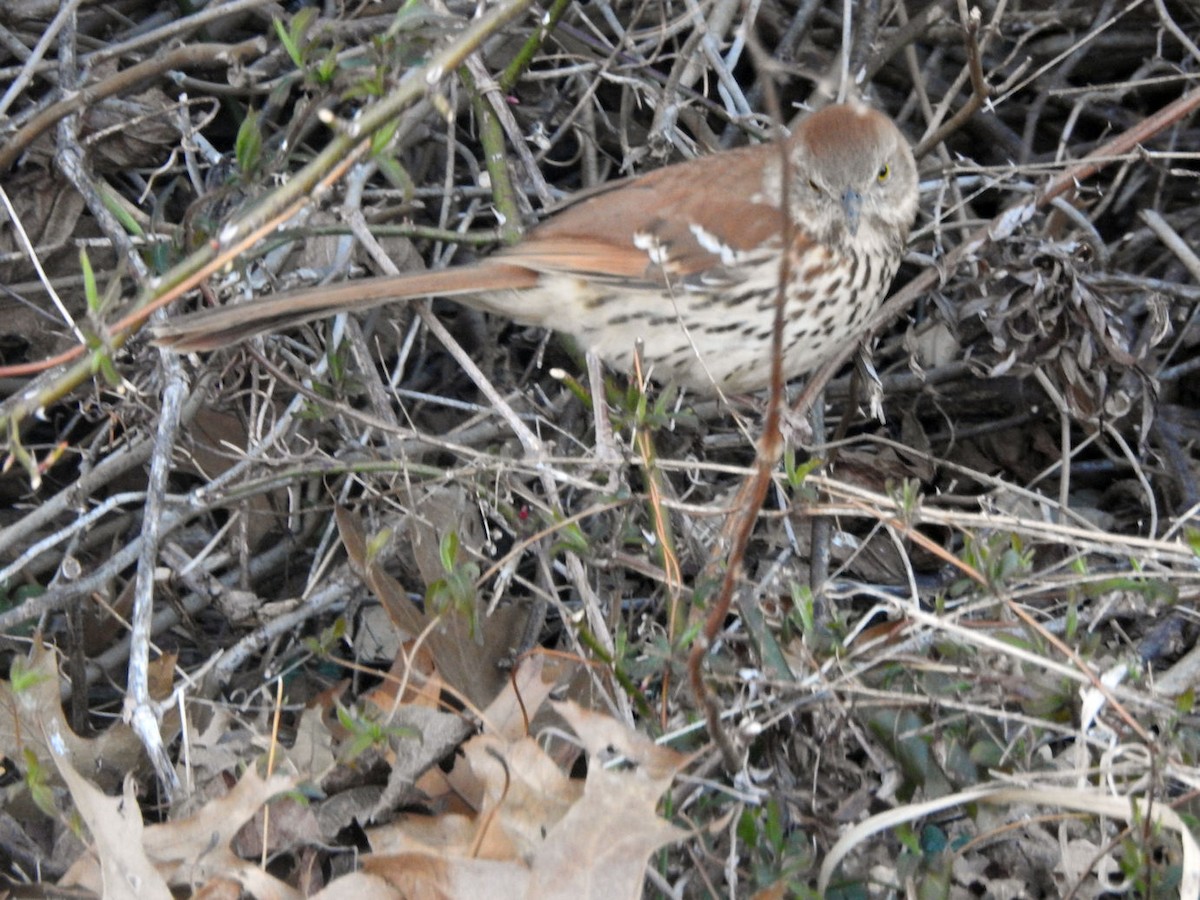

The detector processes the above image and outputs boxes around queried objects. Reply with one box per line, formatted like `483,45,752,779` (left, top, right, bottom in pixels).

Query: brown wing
497,142,786,287
155,139,791,351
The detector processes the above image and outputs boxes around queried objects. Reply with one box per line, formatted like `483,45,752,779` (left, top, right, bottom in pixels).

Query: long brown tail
151,261,539,352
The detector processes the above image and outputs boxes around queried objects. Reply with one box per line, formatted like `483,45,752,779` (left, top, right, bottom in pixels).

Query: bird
153,102,919,395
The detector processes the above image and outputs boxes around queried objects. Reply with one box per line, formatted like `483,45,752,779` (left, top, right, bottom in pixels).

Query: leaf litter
3,0,1200,896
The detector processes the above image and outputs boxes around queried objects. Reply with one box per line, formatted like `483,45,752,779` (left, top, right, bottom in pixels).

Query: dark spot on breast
728,288,772,309
705,322,742,334
860,255,874,290
800,262,830,281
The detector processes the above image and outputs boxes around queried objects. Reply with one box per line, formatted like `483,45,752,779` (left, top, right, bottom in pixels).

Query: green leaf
95,183,144,238
9,656,50,694
235,107,263,176
554,520,590,556
895,822,920,854
439,532,459,574
375,154,414,198
274,8,316,69
790,583,815,635
79,248,98,313
365,528,392,566
23,749,56,818
1176,688,1195,714
289,7,318,51
1186,527,1200,557
273,19,299,67
786,452,823,490
313,45,341,85
369,118,400,157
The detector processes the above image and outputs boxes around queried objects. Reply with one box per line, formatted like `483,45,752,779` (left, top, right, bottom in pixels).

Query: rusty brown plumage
153,103,919,394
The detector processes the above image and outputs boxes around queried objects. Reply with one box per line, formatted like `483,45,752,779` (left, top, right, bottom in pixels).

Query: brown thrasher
154,102,919,394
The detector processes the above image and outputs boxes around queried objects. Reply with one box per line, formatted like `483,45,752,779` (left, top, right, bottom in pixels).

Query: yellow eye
877,163,891,182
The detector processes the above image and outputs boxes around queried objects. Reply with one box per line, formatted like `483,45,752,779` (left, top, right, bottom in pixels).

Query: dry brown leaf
440,654,578,814
82,85,183,169
749,884,790,900
310,785,384,845
524,765,685,899
365,637,445,710
43,686,297,897
309,870,403,900
552,700,688,781
0,169,86,284
143,767,299,865
522,703,687,899
367,812,477,856
361,698,685,900
285,704,338,780
337,506,431,639
231,789,323,858
469,734,580,856
366,704,472,822
190,877,245,900
337,505,531,710
2,641,145,792
53,768,171,899
911,320,961,369
176,707,257,783
364,852,529,900
1058,837,1122,893
177,408,283,551
480,652,579,741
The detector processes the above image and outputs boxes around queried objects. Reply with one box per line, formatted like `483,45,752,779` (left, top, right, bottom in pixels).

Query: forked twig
914,0,990,159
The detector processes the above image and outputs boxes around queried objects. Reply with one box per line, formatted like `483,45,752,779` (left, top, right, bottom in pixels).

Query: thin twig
914,2,990,158
0,39,266,173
